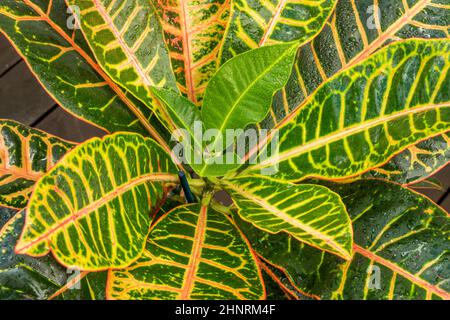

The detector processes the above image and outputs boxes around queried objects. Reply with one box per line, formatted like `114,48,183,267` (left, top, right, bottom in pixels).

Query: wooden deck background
1,34,450,211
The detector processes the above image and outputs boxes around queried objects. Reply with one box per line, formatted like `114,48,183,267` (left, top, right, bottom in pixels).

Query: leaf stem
178,171,196,203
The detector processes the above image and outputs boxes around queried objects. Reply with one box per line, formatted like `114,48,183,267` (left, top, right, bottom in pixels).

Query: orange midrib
350,0,431,65
354,245,450,299
180,204,207,299
258,256,321,300
16,173,178,253
20,0,172,157
253,102,449,168
0,132,42,181
92,0,153,86
223,180,351,260
0,166,42,181
259,0,287,47
179,0,197,103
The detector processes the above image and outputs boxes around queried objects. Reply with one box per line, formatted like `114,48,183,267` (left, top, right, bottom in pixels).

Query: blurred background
1,33,450,211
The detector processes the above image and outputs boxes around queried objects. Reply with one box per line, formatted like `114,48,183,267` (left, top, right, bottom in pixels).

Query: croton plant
0,0,449,300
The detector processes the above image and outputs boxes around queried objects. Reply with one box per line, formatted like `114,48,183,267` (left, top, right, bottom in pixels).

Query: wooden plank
35,107,106,143
0,61,56,125
0,33,21,76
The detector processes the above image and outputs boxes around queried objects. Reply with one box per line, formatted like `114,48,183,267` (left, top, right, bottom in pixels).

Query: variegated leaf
154,43,300,177
222,176,353,260
107,203,265,300
245,39,450,182
16,133,178,270
67,0,180,132
364,133,450,185
260,0,450,184
0,211,68,300
235,180,450,300
0,0,170,148
152,0,231,104
0,207,17,229
0,120,74,210
260,261,308,300
220,0,337,62
264,0,450,129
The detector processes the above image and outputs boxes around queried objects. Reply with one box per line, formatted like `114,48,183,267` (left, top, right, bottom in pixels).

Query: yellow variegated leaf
220,0,337,62
107,203,265,300
67,0,179,131
265,0,450,130
364,133,450,185
0,120,74,210
0,0,173,150
245,39,450,181
261,0,450,185
0,211,68,300
235,180,450,300
222,176,353,260
152,0,231,104
15,133,178,271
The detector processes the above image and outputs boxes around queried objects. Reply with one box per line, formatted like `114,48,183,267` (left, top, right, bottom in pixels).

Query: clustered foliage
0,0,449,300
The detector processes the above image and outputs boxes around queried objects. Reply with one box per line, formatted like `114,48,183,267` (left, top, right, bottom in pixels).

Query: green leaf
0,1,169,143
223,176,353,260
0,211,68,300
363,133,450,185
198,43,297,176
15,133,178,271
235,180,450,300
107,203,265,300
0,120,74,210
151,87,203,157
246,39,450,181
151,0,231,104
152,88,243,177
203,43,297,149
220,0,336,62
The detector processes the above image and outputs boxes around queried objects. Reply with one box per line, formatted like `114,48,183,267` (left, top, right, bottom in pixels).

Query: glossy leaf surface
220,0,336,62
0,120,74,209
152,0,230,104
108,203,264,300
247,40,450,181
223,176,353,259
265,0,450,130
364,133,450,185
68,0,180,130
199,43,298,176
235,180,450,300
16,133,178,270
0,0,169,142
0,211,67,300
